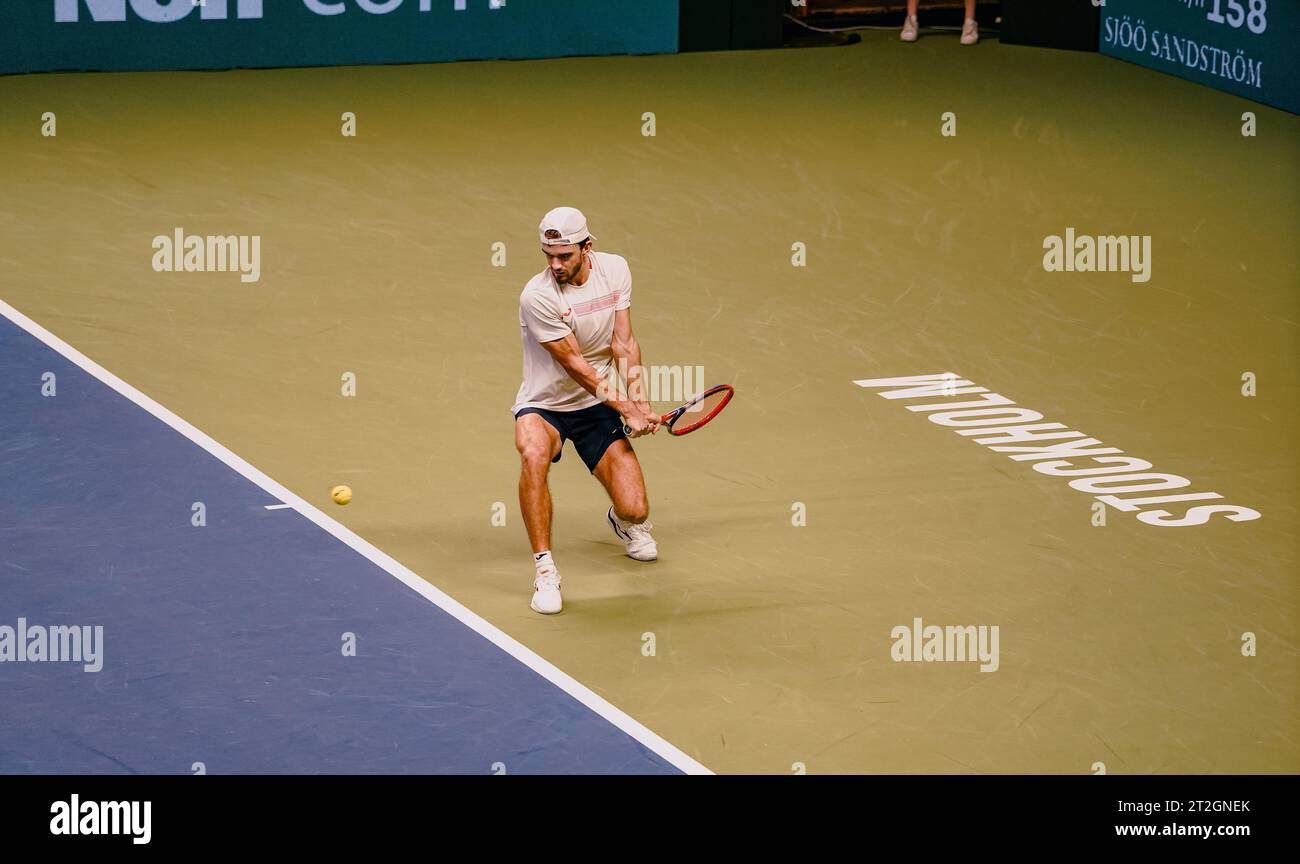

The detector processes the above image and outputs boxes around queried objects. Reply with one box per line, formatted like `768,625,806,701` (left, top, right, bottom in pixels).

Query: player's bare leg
515,413,564,612
515,413,562,552
594,439,658,561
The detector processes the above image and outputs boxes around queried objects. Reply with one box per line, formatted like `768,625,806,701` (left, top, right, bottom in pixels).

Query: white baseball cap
539,206,596,246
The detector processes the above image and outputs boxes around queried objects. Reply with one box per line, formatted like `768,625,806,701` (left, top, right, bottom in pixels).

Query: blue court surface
0,309,701,775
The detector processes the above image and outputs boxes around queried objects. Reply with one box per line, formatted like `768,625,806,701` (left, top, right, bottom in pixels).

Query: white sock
533,550,556,574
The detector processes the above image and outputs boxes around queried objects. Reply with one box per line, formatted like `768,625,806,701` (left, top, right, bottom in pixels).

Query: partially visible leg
515,413,562,553
961,0,979,44
902,1,920,41
593,439,649,524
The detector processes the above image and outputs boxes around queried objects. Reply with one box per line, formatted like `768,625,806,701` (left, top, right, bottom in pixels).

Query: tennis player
512,207,660,614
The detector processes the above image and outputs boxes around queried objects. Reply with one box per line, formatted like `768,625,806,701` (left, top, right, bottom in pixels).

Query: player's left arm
611,308,655,426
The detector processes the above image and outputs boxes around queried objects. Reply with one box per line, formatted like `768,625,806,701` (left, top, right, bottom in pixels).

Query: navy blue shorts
514,403,628,473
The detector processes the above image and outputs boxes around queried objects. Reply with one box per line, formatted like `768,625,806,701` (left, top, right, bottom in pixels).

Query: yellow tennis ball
331,485,352,506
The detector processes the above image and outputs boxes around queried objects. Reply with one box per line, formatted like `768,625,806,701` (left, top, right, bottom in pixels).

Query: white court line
263,503,292,511
1,298,711,776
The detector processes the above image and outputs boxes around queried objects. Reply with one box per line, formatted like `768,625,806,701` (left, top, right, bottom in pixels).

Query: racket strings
670,387,732,434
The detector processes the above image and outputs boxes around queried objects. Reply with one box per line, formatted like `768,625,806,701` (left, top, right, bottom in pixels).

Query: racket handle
621,417,665,436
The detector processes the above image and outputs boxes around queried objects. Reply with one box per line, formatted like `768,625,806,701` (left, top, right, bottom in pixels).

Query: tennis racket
621,384,735,437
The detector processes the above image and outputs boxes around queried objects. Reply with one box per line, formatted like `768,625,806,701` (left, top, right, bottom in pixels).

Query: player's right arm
539,336,658,436
520,284,657,436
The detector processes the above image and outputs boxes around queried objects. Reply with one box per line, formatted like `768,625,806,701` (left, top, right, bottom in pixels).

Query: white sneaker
960,18,979,45
900,15,918,42
530,568,562,615
607,506,658,561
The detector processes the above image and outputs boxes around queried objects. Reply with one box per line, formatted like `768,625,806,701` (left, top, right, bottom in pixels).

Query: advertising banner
1099,0,1297,114
0,0,679,75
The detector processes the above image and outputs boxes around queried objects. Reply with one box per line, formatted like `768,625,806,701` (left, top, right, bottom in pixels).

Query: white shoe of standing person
900,15,919,42
960,18,979,45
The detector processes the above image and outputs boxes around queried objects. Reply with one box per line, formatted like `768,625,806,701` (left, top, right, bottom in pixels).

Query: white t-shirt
512,251,632,414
